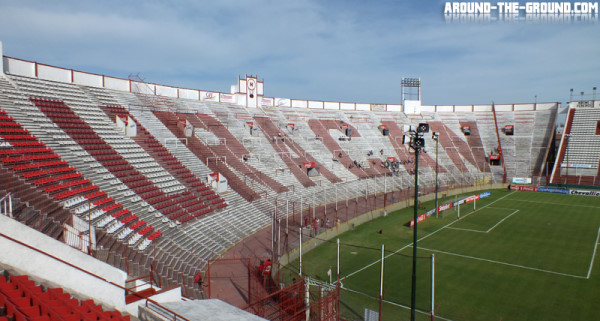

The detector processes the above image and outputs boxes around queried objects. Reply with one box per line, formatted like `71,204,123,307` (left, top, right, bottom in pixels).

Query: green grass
281,189,600,321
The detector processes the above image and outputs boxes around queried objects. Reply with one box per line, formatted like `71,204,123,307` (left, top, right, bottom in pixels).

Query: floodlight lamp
432,132,439,141
412,137,425,148
417,123,429,133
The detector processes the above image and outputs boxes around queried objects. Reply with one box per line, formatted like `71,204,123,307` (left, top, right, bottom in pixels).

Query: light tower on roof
401,77,422,114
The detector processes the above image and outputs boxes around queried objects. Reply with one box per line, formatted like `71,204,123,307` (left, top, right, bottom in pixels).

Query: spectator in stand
264,259,272,276
194,271,203,289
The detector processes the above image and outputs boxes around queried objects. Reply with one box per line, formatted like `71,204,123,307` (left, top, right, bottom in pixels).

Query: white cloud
0,0,598,105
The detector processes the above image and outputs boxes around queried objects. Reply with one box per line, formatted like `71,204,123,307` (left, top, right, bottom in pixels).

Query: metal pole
313,189,316,219
324,185,327,215
384,173,387,209
272,198,276,260
305,277,310,321
299,227,303,277
566,135,569,185
379,244,385,321
435,138,439,218
410,146,420,321
337,238,340,283
431,254,435,320
300,194,303,227
335,185,338,211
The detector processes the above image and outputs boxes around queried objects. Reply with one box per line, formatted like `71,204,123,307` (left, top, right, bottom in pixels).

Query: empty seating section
0,274,129,321
0,71,563,301
23,98,159,239
183,113,289,193
552,107,600,185
0,107,161,240
30,98,211,225
100,105,226,219
252,116,339,187
152,110,261,201
307,118,379,178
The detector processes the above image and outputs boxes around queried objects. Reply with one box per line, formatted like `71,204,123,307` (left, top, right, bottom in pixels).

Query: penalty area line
418,246,587,279
340,191,516,281
445,209,519,234
485,209,519,233
586,226,600,279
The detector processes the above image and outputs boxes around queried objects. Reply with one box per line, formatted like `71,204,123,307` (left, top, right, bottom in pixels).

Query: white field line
446,209,520,234
485,209,519,233
445,226,487,233
507,198,600,209
341,191,516,281
587,226,600,279
340,286,456,321
419,246,587,279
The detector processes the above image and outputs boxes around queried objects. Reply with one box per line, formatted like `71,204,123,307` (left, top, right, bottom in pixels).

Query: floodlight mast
405,122,429,321
401,77,421,107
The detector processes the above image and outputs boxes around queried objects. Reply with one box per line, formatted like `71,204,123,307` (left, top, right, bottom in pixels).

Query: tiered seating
0,108,161,242
427,120,471,173
0,69,559,303
253,116,341,187
184,113,289,193
0,274,130,321
307,119,376,178
29,98,210,224
551,107,600,185
101,105,225,219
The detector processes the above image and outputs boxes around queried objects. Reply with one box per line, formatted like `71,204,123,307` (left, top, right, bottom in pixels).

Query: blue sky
0,0,598,105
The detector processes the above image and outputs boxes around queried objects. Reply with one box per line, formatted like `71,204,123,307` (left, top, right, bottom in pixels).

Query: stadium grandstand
0,40,598,321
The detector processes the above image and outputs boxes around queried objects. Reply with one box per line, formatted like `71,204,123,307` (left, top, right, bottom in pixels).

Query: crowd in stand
383,158,414,175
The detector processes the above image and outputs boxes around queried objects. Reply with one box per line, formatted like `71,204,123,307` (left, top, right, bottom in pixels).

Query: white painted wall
514,103,534,111
356,103,370,111
73,71,103,87
179,88,199,100
0,215,127,310
308,101,323,109
474,105,493,112
5,58,35,77
387,104,402,112
105,76,130,92
0,54,558,114
37,64,72,83
455,105,473,112
340,102,354,110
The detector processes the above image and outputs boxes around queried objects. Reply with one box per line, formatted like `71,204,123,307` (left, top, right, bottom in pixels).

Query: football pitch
282,189,600,321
